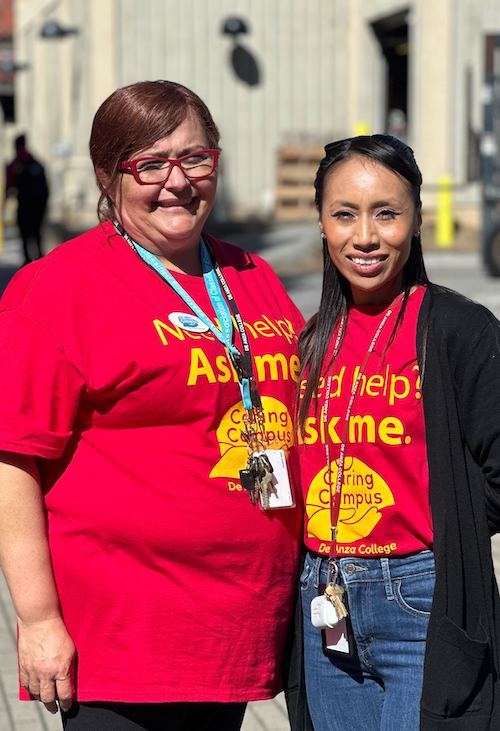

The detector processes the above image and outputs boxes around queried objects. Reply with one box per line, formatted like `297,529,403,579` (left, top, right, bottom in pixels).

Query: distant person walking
6,134,49,264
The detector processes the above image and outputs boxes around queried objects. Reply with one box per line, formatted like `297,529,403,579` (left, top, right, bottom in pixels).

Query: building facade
10,0,500,230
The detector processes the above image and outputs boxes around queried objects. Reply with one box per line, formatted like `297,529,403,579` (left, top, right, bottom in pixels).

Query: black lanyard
205,241,262,411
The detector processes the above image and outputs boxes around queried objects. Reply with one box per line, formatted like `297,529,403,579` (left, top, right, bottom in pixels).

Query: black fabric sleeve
455,310,500,533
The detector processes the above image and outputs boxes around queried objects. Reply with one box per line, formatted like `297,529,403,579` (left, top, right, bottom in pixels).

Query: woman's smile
153,197,198,211
346,253,389,275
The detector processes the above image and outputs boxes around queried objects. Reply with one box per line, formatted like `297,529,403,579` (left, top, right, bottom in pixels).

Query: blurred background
0,0,498,271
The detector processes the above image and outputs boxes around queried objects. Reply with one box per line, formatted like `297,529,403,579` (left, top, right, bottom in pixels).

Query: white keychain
311,594,341,629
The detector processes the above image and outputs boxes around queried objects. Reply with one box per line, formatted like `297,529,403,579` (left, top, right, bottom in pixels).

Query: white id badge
324,620,351,655
258,449,295,510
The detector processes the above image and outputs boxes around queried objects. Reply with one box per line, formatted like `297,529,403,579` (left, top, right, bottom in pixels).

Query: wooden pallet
274,145,324,221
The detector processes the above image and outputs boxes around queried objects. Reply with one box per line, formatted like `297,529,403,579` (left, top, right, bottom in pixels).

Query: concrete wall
13,0,342,226
9,0,500,229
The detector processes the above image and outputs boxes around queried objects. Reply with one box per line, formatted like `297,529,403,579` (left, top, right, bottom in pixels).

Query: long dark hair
298,134,430,426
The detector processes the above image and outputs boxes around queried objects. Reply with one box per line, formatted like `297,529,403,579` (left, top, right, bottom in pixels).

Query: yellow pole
354,121,371,136
0,169,4,253
436,175,454,248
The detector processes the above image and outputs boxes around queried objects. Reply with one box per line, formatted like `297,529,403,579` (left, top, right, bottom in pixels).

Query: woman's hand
18,615,76,713
0,454,75,713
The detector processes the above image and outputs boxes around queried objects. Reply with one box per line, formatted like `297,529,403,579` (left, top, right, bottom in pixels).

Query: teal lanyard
115,224,253,411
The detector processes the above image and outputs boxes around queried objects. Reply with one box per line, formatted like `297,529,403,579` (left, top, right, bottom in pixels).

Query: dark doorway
0,93,14,121
371,9,409,137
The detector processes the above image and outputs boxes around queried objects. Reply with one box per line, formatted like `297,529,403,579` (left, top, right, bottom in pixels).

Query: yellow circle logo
306,456,395,543
209,396,294,479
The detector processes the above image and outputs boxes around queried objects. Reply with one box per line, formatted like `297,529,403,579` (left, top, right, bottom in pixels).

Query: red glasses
118,149,219,185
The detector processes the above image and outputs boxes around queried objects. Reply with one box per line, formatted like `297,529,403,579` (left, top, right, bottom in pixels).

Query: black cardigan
284,284,500,730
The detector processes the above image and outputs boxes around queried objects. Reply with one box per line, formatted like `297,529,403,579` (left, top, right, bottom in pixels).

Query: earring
414,230,421,238
320,233,326,240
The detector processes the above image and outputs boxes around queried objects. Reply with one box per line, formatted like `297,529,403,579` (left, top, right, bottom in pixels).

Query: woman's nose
353,215,378,247
162,162,190,191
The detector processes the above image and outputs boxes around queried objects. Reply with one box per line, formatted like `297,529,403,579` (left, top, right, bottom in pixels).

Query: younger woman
293,135,500,730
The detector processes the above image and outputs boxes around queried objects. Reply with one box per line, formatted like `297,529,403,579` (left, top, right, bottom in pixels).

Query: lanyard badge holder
116,223,294,510
202,242,295,511
312,296,404,654
238,406,295,511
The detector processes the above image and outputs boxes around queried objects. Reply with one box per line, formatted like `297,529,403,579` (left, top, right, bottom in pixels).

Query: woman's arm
455,314,500,533
0,452,75,713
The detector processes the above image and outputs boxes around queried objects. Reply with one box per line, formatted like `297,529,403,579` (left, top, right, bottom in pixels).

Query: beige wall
412,0,455,206
10,0,500,228
335,0,500,216
14,0,342,226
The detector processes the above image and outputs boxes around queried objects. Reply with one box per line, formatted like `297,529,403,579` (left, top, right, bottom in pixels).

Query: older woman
0,80,303,731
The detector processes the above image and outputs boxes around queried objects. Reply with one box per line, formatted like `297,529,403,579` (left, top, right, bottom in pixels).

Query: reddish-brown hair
89,80,220,221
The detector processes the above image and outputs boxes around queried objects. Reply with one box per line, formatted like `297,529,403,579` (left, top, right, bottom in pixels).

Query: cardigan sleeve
454,309,500,533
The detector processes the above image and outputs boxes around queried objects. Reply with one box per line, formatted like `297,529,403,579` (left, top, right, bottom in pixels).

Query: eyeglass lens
136,151,216,182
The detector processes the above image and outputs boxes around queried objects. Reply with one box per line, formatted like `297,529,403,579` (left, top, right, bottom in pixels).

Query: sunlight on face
319,155,421,305
112,114,218,263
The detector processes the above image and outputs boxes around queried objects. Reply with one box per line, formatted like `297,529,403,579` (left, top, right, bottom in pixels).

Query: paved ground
0,220,499,730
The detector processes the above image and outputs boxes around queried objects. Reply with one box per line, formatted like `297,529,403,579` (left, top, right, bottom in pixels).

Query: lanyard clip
229,350,248,381
327,558,339,585
242,407,267,443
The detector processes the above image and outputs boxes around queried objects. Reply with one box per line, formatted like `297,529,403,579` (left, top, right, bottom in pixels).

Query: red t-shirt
0,222,304,703
299,287,433,558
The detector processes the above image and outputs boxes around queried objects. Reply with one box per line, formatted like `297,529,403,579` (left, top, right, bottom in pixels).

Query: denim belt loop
380,558,395,600
309,553,323,590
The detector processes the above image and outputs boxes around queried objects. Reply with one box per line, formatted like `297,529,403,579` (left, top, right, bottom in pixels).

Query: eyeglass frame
118,149,220,185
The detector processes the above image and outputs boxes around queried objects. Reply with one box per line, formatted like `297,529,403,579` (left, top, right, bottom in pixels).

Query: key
239,468,256,505
240,453,266,506
250,452,274,509
249,453,264,482
324,583,348,620
257,470,275,509
259,452,274,476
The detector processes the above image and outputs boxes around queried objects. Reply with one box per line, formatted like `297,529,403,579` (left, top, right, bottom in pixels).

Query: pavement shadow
0,264,21,296
205,219,276,253
0,217,315,297
47,218,277,255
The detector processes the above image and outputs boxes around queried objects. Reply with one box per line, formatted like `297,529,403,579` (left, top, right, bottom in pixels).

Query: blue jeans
300,550,435,731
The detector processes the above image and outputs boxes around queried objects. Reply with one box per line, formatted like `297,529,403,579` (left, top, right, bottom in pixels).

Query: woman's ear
415,208,422,234
96,168,114,201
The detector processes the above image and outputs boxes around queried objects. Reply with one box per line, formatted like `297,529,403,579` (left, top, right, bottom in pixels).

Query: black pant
18,207,46,262
20,229,43,262
61,701,247,730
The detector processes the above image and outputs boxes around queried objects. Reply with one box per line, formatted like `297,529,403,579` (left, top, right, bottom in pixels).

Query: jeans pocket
393,571,435,617
421,616,489,717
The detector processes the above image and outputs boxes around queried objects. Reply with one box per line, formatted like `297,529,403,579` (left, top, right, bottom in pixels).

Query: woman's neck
115,221,203,276
155,248,203,276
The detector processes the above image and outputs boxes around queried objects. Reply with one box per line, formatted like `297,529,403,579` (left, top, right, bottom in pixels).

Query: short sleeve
0,309,85,458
